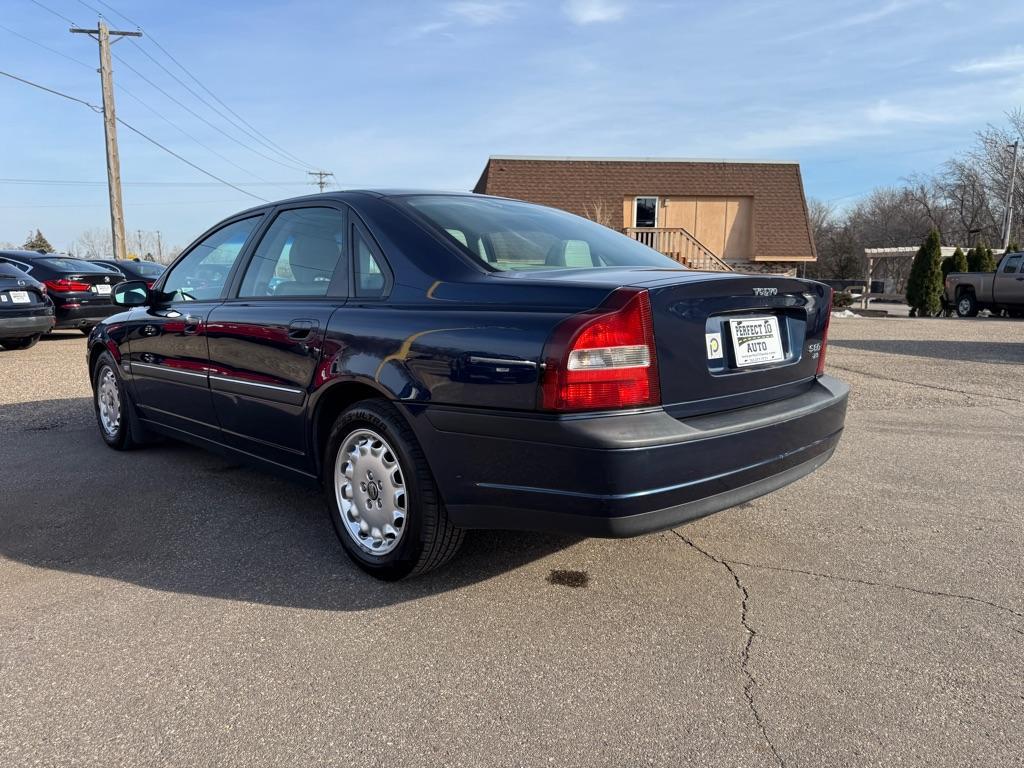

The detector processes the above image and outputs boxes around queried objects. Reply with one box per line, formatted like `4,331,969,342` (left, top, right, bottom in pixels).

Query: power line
115,118,267,201
27,0,77,26
0,68,100,111
126,38,316,172
0,22,93,69
94,0,316,171
2,20,293,194
0,178,309,187
109,50,310,173
0,68,269,202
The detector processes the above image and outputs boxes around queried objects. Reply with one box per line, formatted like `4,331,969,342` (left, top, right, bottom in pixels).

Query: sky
2,0,1024,252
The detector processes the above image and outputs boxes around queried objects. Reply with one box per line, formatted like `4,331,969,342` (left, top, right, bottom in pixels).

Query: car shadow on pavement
830,338,1024,365
0,398,580,610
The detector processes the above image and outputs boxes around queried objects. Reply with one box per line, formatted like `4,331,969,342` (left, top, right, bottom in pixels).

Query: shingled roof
473,156,817,263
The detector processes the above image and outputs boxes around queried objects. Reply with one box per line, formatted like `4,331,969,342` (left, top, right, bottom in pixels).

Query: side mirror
112,280,149,307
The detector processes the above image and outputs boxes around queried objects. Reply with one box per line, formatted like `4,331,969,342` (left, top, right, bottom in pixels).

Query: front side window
1002,254,1022,273
162,216,261,302
634,197,658,228
239,208,345,297
403,195,681,272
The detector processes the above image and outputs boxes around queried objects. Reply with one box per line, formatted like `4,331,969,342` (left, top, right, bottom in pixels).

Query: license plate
729,316,785,367
8,291,31,304
93,284,112,295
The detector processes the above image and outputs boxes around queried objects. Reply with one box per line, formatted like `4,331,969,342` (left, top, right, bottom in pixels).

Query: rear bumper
0,311,55,337
403,375,849,536
53,301,117,329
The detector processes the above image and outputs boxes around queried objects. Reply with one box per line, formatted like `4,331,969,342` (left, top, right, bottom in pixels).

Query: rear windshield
403,195,682,272
38,257,111,273
122,261,165,278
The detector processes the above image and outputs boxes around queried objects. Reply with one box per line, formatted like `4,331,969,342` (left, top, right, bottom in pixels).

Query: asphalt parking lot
1,317,1022,767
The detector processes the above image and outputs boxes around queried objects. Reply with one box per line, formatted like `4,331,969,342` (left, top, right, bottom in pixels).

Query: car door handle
288,319,318,340
183,315,201,334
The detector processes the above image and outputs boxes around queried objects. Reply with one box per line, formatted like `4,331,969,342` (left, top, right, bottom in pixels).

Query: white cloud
562,0,627,25
865,99,954,125
778,0,922,42
953,45,1024,73
447,1,518,26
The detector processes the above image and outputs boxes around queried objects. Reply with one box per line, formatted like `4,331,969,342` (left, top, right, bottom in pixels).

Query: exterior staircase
624,227,733,272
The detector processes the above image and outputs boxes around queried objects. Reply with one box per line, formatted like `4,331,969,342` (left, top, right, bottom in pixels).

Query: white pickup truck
945,252,1024,317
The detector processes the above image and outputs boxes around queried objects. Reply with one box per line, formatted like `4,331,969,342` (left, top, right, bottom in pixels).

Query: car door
205,204,348,470
995,253,1024,305
127,215,264,442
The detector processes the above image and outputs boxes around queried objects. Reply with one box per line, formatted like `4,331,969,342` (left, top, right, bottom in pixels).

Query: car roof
0,249,57,259
227,189,489,217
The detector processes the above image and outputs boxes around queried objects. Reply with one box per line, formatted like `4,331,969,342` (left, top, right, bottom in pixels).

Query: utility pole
308,170,335,192
1001,140,1019,250
71,20,142,261
155,230,163,262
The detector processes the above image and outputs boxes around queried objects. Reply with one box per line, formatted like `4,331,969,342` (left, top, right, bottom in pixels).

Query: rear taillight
541,288,660,411
816,288,833,376
44,278,91,292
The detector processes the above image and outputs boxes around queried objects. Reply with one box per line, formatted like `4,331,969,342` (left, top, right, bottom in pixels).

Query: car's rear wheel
0,335,41,350
92,351,137,450
324,400,463,580
956,293,978,317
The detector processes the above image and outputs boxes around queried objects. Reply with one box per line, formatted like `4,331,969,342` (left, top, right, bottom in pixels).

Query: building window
634,197,658,228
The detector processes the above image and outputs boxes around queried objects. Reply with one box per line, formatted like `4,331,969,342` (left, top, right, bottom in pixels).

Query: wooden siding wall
629,196,753,262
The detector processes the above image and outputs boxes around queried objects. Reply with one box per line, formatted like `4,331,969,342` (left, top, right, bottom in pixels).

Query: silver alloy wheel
97,366,121,437
334,428,408,556
958,297,972,315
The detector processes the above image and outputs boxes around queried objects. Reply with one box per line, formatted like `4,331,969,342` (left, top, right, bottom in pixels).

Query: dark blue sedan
87,191,848,579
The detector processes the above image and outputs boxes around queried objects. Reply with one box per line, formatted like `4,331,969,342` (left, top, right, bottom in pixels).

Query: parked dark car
86,192,849,579
0,251,122,334
0,262,54,349
90,258,166,287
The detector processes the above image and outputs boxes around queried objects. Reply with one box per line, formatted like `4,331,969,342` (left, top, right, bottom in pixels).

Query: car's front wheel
324,400,463,580
92,351,137,450
0,335,40,350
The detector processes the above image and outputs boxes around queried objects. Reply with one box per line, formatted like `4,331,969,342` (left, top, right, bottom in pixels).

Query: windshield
403,195,683,272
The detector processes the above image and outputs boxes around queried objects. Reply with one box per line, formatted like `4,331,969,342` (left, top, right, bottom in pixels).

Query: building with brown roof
473,156,817,274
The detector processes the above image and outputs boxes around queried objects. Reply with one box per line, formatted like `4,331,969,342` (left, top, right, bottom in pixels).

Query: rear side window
239,207,346,298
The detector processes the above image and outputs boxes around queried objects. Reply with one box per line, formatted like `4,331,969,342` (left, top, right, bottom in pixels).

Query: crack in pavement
673,530,786,768
828,364,1023,405
723,557,1024,624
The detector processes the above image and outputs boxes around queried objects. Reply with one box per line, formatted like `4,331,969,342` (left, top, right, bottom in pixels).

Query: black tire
956,292,978,317
1009,309,1024,319
0,335,40,350
91,351,137,450
323,399,463,580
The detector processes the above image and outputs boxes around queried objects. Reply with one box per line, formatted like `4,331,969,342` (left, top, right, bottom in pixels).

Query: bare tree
73,228,114,258
582,200,615,228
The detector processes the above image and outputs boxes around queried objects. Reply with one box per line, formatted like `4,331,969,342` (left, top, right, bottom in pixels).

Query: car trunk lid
638,273,830,417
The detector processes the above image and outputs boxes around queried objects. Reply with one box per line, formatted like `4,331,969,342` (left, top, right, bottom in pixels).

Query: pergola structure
860,246,1005,309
